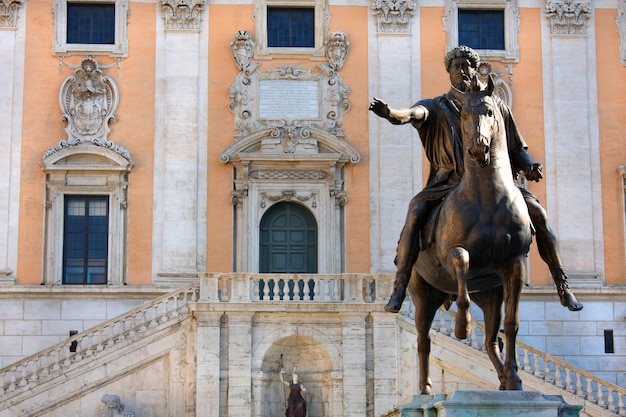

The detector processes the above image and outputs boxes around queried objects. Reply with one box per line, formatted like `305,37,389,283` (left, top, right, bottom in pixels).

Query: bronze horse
408,75,533,393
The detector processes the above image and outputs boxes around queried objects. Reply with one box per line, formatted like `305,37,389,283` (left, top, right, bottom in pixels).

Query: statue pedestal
385,391,582,417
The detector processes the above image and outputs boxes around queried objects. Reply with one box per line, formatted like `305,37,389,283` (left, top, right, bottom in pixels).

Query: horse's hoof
506,378,523,390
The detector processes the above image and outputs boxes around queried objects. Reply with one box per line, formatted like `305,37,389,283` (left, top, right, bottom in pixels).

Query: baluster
62,344,72,367
51,348,60,372
171,294,180,318
617,392,624,415
323,279,331,301
521,348,530,371
160,300,169,323
607,388,616,412
533,353,542,377
8,366,16,391
106,324,116,347
470,326,478,348
334,279,342,301
544,359,552,382
438,311,447,334
29,357,40,382
149,305,159,327
313,278,321,301
74,336,84,361
596,382,605,407
180,290,190,313
584,376,593,399
554,364,563,387
40,353,50,377
19,363,28,387
364,278,372,303
253,278,261,301
565,369,573,392
575,372,583,396
127,316,136,339
139,310,147,333
96,327,104,351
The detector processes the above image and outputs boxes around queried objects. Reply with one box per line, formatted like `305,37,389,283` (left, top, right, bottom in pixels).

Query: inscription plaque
258,80,320,119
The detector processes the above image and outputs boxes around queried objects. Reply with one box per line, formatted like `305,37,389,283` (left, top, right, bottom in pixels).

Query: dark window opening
63,196,109,285
604,329,615,354
267,7,315,48
458,9,504,50
67,3,115,44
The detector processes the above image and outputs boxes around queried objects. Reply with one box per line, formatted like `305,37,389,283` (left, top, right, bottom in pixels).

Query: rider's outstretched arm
369,98,428,125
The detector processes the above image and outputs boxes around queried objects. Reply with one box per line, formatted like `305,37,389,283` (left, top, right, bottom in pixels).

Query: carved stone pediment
46,57,131,162
219,126,360,164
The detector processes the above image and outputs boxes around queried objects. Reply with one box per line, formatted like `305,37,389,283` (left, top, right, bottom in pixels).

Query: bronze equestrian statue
412,74,531,391
369,46,582,314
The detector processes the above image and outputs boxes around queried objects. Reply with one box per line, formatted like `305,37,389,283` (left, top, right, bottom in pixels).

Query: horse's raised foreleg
408,269,447,394
448,247,471,339
472,287,506,389
500,260,525,390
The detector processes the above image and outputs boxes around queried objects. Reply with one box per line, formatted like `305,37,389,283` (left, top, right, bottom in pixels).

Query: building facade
0,0,625,409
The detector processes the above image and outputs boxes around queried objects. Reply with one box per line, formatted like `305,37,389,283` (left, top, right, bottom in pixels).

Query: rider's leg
525,197,583,311
385,197,429,313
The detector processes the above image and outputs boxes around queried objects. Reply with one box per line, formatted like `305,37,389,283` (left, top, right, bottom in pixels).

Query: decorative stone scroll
371,0,415,33
545,0,592,35
45,56,131,162
160,0,206,30
0,0,22,28
101,394,134,417
228,31,351,147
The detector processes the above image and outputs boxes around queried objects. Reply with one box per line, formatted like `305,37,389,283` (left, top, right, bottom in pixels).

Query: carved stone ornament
0,0,22,28
371,0,415,33
45,57,131,162
545,0,592,35
477,62,514,108
160,0,206,30
231,30,255,71
617,0,626,65
101,394,134,417
228,31,351,146
325,31,349,71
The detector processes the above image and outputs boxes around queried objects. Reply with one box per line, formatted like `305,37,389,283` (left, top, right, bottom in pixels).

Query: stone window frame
254,0,329,57
52,0,129,57
41,146,132,285
444,0,520,63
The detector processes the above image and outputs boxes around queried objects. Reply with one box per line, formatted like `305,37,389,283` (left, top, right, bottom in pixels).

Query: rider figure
369,45,583,314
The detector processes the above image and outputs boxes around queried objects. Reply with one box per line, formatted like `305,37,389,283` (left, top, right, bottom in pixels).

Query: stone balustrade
198,272,392,304
0,283,200,399
408,306,626,416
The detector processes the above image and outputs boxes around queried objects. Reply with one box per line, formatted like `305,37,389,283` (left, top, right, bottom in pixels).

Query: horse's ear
470,75,481,93
486,74,495,96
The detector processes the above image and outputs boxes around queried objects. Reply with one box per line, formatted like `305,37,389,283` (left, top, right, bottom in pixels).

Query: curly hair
444,46,481,72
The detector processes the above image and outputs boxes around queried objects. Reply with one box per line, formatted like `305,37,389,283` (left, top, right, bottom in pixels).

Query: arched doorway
260,202,318,273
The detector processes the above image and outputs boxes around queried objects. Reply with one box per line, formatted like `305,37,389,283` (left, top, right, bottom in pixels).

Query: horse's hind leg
408,269,447,394
472,287,506,389
448,247,471,339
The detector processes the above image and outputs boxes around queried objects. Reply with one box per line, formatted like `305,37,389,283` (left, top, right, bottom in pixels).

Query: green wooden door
259,202,318,273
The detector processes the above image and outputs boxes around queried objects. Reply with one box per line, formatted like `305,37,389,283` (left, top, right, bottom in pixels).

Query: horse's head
461,75,501,168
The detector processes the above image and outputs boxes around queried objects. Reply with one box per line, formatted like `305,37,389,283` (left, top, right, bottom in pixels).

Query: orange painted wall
206,5,254,272
17,1,156,284
514,8,550,286
205,5,371,272
17,0,60,284
330,6,370,272
116,2,156,284
596,9,626,286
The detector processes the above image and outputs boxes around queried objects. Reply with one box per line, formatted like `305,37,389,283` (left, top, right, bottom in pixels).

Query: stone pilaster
226,312,254,416
194,312,222,417
371,312,399,416
341,312,368,417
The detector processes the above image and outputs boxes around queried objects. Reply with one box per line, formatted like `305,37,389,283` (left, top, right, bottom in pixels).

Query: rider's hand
369,97,391,119
525,163,543,182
